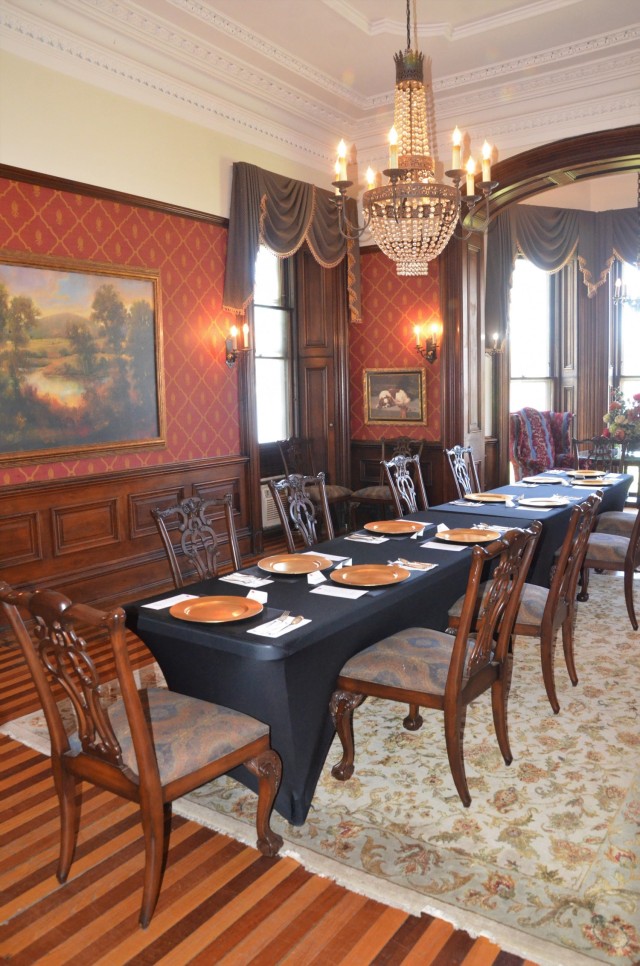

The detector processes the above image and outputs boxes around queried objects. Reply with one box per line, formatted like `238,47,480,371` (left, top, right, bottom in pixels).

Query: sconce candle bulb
225,322,251,369
415,323,439,364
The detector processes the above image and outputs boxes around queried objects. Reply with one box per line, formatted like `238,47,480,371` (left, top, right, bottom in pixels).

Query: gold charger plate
170,596,263,623
364,520,425,535
567,469,605,477
571,478,613,486
330,564,410,587
464,492,509,503
518,497,569,508
258,553,333,575
436,528,500,544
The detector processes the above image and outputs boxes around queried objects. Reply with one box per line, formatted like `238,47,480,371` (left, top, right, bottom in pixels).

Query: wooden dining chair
277,437,352,529
151,494,242,588
578,498,640,630
444,445,481,498
571,435,624,473
268,472,334,553
448,495,600,713
350,437,424,522
0,581,283,928
382,453,429,515
329,525,539,806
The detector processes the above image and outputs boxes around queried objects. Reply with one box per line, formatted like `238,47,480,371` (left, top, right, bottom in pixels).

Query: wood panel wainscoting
0,457,252,615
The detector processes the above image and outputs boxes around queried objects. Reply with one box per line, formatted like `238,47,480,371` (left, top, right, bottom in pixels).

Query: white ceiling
2,0,639,205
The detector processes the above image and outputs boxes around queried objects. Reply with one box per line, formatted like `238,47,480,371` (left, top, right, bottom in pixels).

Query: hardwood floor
0,594,538,965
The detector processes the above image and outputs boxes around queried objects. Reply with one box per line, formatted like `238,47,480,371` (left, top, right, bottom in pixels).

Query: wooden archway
484,124,640,481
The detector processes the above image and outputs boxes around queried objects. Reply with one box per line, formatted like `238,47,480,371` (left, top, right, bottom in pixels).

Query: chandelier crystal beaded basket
331,0,497,276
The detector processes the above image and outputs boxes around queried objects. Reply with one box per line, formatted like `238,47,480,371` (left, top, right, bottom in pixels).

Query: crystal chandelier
332,0,497,276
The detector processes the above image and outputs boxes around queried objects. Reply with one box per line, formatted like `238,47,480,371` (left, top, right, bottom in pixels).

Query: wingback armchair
509,408,574,480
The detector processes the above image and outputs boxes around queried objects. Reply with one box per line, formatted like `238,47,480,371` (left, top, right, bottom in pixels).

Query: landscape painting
0,254,165,462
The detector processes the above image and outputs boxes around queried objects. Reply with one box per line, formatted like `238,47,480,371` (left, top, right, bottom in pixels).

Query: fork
272,610,290,625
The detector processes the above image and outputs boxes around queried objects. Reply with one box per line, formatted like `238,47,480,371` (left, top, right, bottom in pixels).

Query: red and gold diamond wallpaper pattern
0,178,240,485
350,250,442,441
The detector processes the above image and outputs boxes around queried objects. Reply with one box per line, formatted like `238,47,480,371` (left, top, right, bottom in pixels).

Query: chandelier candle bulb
337,140,348,182
388,127,398,169
482,141,492,182
229,325,238,351
414,324,421,347
242,323,249,348
452,127,462,170
466,158,476,196
366,166,375,190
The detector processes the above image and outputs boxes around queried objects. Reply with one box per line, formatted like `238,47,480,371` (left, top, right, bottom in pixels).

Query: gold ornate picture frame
363,368,426,424
0,252,165,463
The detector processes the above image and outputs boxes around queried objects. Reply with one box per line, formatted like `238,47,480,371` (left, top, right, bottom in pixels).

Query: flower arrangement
602,388,640,444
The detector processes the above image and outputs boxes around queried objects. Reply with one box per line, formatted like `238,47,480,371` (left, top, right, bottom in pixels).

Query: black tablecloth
419,473,631,586
125,523,475,825
124,471,630,825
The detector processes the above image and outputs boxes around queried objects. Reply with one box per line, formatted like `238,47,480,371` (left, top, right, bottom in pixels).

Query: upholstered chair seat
595,510,636,538
579,507,640,630
107,690,270,785
585,531,629,565
339,628,482,695
448,581,549,630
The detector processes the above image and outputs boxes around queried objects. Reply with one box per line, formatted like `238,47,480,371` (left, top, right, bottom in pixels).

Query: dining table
124,469,631,826
419,469,632,586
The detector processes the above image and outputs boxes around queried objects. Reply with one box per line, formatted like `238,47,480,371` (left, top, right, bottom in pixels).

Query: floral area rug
3,573,639,966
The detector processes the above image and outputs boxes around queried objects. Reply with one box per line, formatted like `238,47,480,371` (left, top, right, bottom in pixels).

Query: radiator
260,476,284,529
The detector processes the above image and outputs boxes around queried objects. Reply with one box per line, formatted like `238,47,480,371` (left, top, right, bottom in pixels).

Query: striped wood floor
0,610,539,965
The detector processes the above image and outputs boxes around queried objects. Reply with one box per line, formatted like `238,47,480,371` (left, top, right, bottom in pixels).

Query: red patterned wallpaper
0,178,240,485
349,250,442,441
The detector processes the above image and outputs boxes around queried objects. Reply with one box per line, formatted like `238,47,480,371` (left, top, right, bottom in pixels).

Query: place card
247,589,268,603
307,570,327,585
142,593,198,610
310,584,368,599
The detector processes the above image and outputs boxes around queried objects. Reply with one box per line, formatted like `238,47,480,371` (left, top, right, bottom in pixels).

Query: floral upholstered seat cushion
351,485,392,501
103,689,269,785
448,580,548,630
585,532,629,566
339,628,481,694
309,483,352,502
595,510,636,538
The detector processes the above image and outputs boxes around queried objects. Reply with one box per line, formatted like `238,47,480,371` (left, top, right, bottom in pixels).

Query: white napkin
302,552,350,562
142,593,198,610
344,533,388,544
389,559,438,572
220,573,273,587
247,616,311,638
310,584,368,599
419,540,466,552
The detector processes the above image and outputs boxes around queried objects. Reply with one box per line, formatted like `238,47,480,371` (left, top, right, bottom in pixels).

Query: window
253,247,294,444
508,258,552,412
616,259,640,400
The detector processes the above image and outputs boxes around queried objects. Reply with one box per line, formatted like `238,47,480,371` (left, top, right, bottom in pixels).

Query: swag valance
223,162,361,322
486,204,636,331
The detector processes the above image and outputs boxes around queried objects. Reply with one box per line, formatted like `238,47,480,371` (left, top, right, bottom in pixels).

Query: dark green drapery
486,204,636,334
223,162,361,321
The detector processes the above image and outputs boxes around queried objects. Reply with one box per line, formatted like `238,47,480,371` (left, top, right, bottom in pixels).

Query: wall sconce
485,331,506,357
414,323,439,364
225,323,250,369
